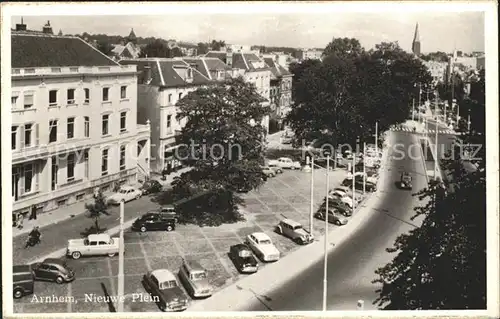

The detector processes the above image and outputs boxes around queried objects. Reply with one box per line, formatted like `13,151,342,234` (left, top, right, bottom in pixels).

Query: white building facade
11,27,150,217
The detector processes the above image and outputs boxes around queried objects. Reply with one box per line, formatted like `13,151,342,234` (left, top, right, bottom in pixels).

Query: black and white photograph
1,1,498,317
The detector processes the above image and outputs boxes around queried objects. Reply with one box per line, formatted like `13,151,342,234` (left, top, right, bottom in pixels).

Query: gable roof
12,31,118,68
120,58,212,88
183,57,231,79
263,57,292,79
205,51,228,64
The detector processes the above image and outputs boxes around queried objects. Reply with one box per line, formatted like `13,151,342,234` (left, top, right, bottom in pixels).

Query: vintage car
132,212,176,232
31,258,75,284
319,198,353,217
66,233,120,259
228,244,259,274
13,265,34,299
106,186,142,205
268,157,302,170
328,190,355,208
142,269,189,312
245,232,280,262
270,166,283,174
178,259,213,298
314,209,349,226
400,172,413,190
140,180,163,195
260,166,277,178
275,219,314,245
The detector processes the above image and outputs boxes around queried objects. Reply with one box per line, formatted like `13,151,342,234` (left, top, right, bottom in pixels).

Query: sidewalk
12,167,190,238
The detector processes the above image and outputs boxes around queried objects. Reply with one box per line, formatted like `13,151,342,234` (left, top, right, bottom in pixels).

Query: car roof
231,243,251,251
251,232,271,241
151,269,176,282
182,259,205,272
280,218,302,227
161,204,175,209
121,186,135,191
278,157,291,160
88,233,110,241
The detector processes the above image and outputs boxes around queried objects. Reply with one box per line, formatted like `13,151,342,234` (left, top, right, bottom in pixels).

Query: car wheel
135,195,141,200
13,288,24,299
72,251,81,259
108,252,116,257
166,225,173,232
56,276,64,284
335,220,341,226
140,226,147,232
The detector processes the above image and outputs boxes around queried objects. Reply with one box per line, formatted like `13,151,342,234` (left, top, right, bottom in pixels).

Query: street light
434,92,439,180
117,201,125,312
323,153,330,311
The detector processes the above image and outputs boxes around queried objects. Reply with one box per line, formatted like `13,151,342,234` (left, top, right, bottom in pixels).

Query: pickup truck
268,157,302,170
67,234,120,259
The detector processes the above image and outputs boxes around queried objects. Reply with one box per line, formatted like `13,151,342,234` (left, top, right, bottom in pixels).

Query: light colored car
178,259,213,298
268,157,302,170
245,232,280,262
260,166,276,178
142,269,189,312
66,233,120,260
106,186,142,205
275,219,314,245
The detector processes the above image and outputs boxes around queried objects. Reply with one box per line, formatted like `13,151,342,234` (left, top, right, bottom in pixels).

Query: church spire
412,23,421,56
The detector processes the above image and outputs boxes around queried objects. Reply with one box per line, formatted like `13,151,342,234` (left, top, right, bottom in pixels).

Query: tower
412,23,421,56
42,20,53,34
127,28,137,44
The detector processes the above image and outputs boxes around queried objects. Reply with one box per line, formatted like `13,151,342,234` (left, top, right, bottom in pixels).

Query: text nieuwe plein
30,293,159,304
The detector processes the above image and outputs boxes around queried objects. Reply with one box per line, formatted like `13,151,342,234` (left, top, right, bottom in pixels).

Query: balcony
11,65,137,78
12,139,93,165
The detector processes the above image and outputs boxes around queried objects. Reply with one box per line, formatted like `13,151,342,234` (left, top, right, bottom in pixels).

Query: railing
11,65,137,77
137,124,150,134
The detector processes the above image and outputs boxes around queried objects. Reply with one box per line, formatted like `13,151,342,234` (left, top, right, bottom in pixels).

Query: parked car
328,190,354,208
260,166,276,178
245,232,280,262
159,205,179,222
31,258,75,284
228,244,259,274
67,233,120,260
270,166,283,174
142,269,189,312
178,259,213,298
140,180,163,195
400,171,413,190
268,157,302,170
13,265,34,299
275,219,314,245
342,177,377,192
314,209,349,226
106,186,142,205
132,211,176,232
319,198,353,217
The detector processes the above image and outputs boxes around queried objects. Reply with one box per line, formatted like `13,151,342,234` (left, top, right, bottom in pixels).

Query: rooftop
12,31,118,68
151,269,176,282
183,57,231,80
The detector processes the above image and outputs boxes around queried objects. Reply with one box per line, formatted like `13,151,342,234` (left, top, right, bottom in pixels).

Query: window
12,93,19,108
67,117,75,139
67,89,75,105
187,69,193,78
24,163,34,193
84,88,90,104
120,86,127,99
120,112,127,132
102,114,109,136
102,87,109,102
101,149,108,176
67,153,76,182
24,92,34,109
84,117,90,137
168,94,172,103
24,124,33,147
49,120,58,143
119,145,126,171
166,115,172,129
11,126,18,150
49,90,58,106
51,156,58,191
83,151,89,179
178,93,182,100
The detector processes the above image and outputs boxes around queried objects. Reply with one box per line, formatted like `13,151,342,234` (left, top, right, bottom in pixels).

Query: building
411,23,421,56
11,21,150,218
111,29,141,61
262,57,293,132
422,60,447,84
119,58,218,173
296,49,323,61
262,52,292,71
476,54,485,70
205,51,272,133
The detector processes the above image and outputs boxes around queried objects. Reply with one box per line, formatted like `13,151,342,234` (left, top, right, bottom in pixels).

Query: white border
1,1,498,318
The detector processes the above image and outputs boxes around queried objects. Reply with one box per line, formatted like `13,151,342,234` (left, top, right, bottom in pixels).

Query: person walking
17,212,24,229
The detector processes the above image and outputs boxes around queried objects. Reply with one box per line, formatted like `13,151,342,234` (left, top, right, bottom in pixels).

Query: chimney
226,51,233,67
144,66,152,84
42,20,53,34
15,17,27,31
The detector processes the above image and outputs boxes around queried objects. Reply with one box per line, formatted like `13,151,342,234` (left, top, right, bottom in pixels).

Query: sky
7,3,486,53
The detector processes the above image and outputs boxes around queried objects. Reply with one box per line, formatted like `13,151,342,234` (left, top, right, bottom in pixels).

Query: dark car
31,258,75,284
400,172,412,190
342,177,377,192
13,265,34,299
132,212,176,232
228,244,259,274
140,180,163,195
314,209,348,226
319,198,353,217
142,269,189,312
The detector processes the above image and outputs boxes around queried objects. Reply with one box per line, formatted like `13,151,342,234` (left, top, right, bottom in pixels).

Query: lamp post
322,153,330,311
412,98,415,122
374,122,378,157
363,142,366,194
117,201,125,312
309,156,314,235
434,93,439,180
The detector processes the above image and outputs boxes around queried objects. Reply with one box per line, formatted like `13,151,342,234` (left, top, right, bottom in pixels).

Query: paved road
241,129,429,311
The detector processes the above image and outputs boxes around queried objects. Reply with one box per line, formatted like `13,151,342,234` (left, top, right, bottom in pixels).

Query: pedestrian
17,212,24,229
29,204,37,220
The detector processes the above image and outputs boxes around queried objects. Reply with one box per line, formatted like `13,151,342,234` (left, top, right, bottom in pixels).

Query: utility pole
309,156,314,235
412,98,415,122
363,142,366,194
322,154,330,311
117,201,125,312
434,93,439,180
374,122,378,157
352,148,356,211
418,82,422,111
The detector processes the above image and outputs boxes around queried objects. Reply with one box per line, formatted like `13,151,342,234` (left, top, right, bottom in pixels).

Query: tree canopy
138,39,184,58
210,40,226,51
322,37,364,59
171,77,270,226
96,40,114,56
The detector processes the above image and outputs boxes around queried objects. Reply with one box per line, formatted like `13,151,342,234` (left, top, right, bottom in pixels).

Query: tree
322,37,364,59
373,150,486,309
197,42,209,55
139,39,172,58
171,77,270,226
171,46,184,57
84,191,110,233
210,40,226,51
96,40,114,56
288,59,322,100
